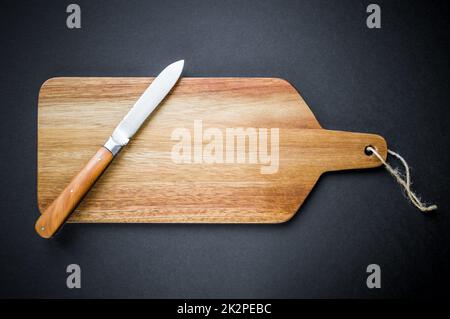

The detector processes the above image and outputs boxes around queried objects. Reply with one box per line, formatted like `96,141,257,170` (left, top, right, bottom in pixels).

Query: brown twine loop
366,146,438,212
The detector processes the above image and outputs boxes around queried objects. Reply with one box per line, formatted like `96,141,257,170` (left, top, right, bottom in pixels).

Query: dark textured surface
0,0,448,298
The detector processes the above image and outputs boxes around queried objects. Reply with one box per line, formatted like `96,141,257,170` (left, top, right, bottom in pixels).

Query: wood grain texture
35,147,113,237
37,77,387,224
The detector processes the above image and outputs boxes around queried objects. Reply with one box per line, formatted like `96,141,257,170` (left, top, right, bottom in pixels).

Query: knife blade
35,60,184,238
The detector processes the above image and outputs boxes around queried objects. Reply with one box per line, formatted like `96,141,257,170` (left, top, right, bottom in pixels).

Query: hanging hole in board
364,145,375,156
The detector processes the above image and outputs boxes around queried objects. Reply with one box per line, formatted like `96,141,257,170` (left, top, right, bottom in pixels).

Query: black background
0,0,449,299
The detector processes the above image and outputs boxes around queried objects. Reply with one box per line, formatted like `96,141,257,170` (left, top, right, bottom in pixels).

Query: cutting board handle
311,129,387,172
35,147,113,238
297,129,387,173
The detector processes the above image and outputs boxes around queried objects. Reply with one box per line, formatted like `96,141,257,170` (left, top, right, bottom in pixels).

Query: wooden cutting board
37,77,387,223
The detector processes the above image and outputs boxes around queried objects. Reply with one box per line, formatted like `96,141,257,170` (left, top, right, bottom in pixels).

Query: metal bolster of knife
104,137,123,156
104,126,131,156
104,135,128,156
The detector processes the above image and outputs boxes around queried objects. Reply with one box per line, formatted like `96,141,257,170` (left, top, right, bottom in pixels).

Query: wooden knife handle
35,147,114,238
